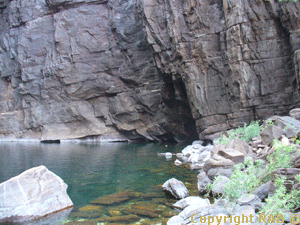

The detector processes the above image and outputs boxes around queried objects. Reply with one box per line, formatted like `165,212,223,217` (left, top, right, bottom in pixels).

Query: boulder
290,108,300,121
203,154,235,173
292,150,300,168
166,215,184,225
260,125,285,145
206,167,234,180
162,178,189,199
0,165,73,223
270,168,300,193
225,139,253,156
197,171,212,194
237,194,262,210
232,205,257,223
174,159,183,166
286,127,298,138
218,149,244,164
211,176,230,196
177,205,229,224
173,196,210,210
90,190,134,205
275,116,300,130
252,181,272,200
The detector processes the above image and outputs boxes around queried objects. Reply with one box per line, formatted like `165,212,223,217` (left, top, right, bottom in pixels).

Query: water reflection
0,142,197,224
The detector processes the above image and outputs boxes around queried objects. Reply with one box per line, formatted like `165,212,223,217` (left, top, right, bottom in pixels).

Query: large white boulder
0,165,74,223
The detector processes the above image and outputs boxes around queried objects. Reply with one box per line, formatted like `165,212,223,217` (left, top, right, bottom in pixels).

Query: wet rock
260,125,285,145
70,210,103,219
162,178,189,199
0,165,73,223
173,196,210,210
108,209,122,216
63,220,97,225
79,205,103,211
174,159,183,166
90,190,134,205
197,171,212,194
95,214,141,223
122,202,162,218
165,152,173,159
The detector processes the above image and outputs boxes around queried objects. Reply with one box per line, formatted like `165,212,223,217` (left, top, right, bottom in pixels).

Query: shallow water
0,142,199,224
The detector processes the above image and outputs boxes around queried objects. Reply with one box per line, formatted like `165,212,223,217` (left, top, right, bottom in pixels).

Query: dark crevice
160,72,198,142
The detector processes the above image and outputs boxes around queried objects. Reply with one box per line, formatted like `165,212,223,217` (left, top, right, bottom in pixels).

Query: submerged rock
123,202,163,218
162,178,189,199
95,214,141,223
0,165,73,223
90,190,135,205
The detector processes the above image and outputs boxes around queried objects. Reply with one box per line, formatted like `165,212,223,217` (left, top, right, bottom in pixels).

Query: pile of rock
163,108,300,224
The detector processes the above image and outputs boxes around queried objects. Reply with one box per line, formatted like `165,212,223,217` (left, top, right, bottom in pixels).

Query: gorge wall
0,0,299,141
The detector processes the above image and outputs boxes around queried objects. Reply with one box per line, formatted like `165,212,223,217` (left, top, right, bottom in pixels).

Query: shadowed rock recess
0,0,299,141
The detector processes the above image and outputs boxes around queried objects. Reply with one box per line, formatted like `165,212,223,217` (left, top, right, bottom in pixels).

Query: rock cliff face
140,0,300,138
0,0,299,141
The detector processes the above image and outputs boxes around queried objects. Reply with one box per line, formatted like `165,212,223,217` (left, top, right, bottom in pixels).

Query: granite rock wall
0,0,299,141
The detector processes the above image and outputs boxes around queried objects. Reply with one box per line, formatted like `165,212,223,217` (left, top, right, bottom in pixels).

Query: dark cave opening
160,72,198,143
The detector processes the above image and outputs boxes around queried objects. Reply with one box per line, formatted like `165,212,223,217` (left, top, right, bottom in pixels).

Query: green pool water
0,142,199,224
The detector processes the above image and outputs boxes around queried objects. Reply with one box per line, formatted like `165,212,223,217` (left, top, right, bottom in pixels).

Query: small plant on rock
260,175,300,217
212,157,265,202
208,138,299,216
214,121,261,145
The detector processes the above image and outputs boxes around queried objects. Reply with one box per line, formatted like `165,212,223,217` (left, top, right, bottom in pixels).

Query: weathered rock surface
141,0,300,138
260,125,285,145
90,190,134,205
197,171,212,193
0,0,197,142
211,175,230,196
252,181,272,200
173,196,210,210
237,194,262,210
0,0,300,141
0,165,73,223
162,178,189,199
168,205,229,225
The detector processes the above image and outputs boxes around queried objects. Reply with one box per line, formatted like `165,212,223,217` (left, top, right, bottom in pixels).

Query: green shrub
209,139,298,215
260,175,300,216
214,121,261,145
